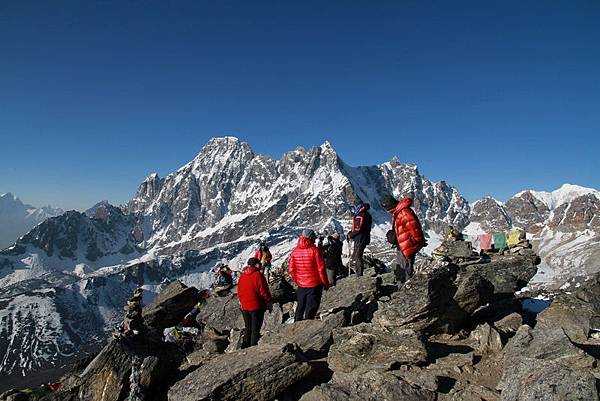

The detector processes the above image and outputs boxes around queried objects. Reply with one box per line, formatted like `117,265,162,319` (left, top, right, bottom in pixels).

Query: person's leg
354,241,365,276
241,310,252,348
326,268,335,287
405,256,415,281
396,251,408,284
305,285,323,319
295,287,308,321
250,310,265,346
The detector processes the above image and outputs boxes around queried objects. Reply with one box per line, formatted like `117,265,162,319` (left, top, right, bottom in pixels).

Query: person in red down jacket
381,195,426,283
237,257,272,348
288,229,329,321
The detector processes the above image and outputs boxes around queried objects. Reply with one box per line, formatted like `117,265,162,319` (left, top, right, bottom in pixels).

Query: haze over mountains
0,136,598,388
0,193,63,250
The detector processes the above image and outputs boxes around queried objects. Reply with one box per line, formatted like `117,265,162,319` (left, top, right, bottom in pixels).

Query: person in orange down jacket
288,229,329,321
254,242,273,281
237,257,272,347
381,194,426,283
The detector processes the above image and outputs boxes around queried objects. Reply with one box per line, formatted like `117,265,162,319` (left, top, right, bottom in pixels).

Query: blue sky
1,0,598,210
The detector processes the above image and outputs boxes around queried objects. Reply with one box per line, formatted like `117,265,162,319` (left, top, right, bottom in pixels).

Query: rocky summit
1,138,599,388
7,248,600,401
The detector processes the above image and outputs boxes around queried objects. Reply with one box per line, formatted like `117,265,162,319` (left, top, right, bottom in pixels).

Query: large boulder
260,312,346,358
168,344,311,401
535,273,600,342
55,336,182,401
299,369,436,401
268,276,296,304
318,274,380,322
373,256,537,334
373,263,462,333
472,255,538,300
195,292,244,332
328,323,427,374
498,324,599,401
142,281,200,330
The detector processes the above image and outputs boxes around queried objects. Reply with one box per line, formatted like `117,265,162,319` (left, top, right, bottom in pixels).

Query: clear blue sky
1,0,598,211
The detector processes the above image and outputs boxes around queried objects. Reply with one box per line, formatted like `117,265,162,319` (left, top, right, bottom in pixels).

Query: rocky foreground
4,251,600,401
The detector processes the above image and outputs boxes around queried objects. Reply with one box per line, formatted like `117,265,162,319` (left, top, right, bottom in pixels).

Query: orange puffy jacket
392,198,425,258
288,236,329,289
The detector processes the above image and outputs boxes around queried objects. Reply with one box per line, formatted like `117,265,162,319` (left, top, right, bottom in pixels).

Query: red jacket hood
393,198,413,215
296,236,315,249
243,265,259,275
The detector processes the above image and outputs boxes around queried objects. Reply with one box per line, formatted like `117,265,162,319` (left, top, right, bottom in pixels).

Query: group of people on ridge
235,193,425,348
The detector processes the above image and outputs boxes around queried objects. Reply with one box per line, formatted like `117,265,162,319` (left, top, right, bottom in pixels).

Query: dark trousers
295,286,323,321
326,267,337,286
394,250,415,283
241,309,265,348
352,240,367,276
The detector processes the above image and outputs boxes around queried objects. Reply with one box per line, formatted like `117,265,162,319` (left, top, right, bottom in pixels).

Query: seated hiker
323,232,343,286
237,257,272,348
213,264,233,294
255,242,273,282
288,229,329,321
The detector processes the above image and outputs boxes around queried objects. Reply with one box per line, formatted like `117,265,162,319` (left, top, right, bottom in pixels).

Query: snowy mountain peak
516,183,600,210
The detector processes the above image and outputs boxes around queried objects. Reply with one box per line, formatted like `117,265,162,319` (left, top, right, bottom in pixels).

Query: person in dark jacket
288,229,329,321
381,194,426,283
237,257,272,348
323,232,343,286
347,200,372,276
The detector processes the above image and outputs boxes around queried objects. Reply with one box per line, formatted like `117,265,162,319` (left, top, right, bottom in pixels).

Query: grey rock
300,369,436,401
268,276,296,304
328,323,427,373
260,312,345,358
469,323,503,354
493,312,523,335
143,281,200,330
168,344,311,401
195,292,244,332
318,274,380,321
499,357,599,401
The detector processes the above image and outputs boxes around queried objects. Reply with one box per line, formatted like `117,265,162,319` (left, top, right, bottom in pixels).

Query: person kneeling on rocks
289,229,329,321
237,257,272,348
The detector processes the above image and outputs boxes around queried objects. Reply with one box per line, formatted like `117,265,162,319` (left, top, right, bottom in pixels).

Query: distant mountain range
0,193,63,249
0,136,598,388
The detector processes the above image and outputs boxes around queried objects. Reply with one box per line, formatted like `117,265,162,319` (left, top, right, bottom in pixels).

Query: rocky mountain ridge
8,251,599,401
0,137,598,388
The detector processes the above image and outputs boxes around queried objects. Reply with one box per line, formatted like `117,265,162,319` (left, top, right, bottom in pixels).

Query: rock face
142,281,200,331
168,344,311,401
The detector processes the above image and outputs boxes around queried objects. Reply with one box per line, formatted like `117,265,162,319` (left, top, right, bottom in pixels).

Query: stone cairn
115,287,145,337
432,225,477,262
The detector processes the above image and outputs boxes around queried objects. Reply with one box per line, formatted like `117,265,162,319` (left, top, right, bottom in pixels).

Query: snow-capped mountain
0,193,63,250
0,137,598,388
127,137,469,254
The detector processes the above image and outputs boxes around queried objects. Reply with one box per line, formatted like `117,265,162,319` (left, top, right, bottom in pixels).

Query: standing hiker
323,232,343,286
237,257,272,348
381,194,426,283
254,242,273,281
347,199,372,276
288,229,329,321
